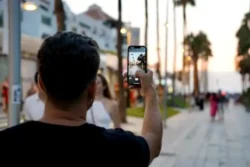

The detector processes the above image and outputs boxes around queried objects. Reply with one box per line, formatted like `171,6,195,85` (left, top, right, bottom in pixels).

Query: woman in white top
87,74,121,128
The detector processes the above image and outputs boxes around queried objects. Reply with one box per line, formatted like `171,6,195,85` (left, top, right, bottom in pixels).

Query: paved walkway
149,103,250,167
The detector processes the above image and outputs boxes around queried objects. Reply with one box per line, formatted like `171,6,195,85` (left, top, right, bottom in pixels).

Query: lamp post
162,0,169,128
120,27,132,108
7,0,37,127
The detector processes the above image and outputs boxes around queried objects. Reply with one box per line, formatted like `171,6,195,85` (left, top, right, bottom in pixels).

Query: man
23,72,45,121
0,32,162,166
217,90,226,120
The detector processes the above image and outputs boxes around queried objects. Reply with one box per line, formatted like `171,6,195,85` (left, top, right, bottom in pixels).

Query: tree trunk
145,0,148,48
54,0,66,31
203,60,208,93
156,0,162,86
117,0,126,123
181,5,187,90
193,58,199,95
172,1,177,95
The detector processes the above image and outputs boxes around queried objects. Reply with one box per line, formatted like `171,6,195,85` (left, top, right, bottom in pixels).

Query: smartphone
127,46,147,86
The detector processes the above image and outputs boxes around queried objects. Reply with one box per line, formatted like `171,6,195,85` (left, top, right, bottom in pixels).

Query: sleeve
103,128,150,167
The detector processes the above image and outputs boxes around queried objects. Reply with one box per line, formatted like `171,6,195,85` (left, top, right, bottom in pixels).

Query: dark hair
34,72,38,84
37,32,100,109
97,74,112,99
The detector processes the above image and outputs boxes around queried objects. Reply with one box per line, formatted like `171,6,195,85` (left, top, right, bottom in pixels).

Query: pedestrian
0,32,162,166
87,74,121,128
1,77,9,114
199,93,205,111
217,90,225,120
23,72,45,121
210,93,218,122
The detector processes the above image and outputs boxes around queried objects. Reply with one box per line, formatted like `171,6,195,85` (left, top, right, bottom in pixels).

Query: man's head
37,32,100,110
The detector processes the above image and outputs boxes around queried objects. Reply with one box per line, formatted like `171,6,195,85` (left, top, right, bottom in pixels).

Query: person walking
0,32,163,166
87,74,121,128
209,93,218,122
1,77,9,114
217,90,225,120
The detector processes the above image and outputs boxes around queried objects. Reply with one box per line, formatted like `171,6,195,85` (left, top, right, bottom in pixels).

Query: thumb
135,70,144,78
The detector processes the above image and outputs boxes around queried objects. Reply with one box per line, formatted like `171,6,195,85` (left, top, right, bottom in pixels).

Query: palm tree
54,0,66,31
145,0,148,48
156,0,162,86
236,12,250,93
239,57,250,92
184,32,212,94
117,0,126,122
174,0,195,91
236,12,250,56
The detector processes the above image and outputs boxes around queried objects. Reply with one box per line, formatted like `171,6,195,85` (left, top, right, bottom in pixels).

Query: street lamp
120,28,127,34
22,1,37,11
6,0,37,127
162,0,169,128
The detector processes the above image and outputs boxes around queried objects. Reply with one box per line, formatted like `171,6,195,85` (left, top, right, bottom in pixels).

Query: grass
167,95,190,108
127,106,180,119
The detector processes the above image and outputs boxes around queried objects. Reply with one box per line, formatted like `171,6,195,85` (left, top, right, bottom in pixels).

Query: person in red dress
209,93,218,121
1,77,9,114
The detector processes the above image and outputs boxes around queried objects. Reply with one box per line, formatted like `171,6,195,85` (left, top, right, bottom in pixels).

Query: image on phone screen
128,46,147,85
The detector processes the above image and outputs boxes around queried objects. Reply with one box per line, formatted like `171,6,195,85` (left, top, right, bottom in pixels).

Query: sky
64,0,249,92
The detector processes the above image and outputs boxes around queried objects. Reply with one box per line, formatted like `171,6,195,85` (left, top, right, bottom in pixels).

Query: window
41,15,51,26
0,11,3,27
39,5,48,11
105,43,109,48
100,30,106,37
79,22,90,29
40,0,50,5
71,27,77,32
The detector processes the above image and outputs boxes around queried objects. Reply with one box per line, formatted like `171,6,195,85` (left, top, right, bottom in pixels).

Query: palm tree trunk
172,0,177,95
117,0,126,123
54,0,65,31
145,0,148,48
193,58,199,94
156,0,162,86
204,60,208,93
181,5,187,93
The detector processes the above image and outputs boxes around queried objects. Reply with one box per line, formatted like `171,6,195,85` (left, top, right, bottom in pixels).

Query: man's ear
38,73,46,93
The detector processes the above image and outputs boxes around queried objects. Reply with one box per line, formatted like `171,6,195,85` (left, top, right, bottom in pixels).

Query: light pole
8,0,22,127
162,0,169,128
120,27,132,108
7,0,37,127
172,0,177,100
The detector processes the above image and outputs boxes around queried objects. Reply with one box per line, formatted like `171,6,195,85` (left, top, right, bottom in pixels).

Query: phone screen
127,46,147,85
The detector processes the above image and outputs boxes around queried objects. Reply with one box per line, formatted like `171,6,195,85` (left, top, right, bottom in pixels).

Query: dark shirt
0,121,150,167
